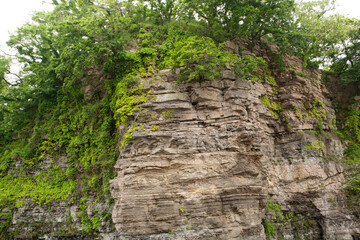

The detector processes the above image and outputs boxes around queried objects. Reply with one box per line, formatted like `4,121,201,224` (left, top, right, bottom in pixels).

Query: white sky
332,0,360,18
0,0,53,54
0,0,360,54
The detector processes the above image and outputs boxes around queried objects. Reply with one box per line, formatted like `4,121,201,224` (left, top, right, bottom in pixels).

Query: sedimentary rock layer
110,55,360,239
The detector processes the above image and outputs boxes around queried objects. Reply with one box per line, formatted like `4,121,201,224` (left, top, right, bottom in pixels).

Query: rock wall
5,43,360,239
7,197,116,239
110,52,360,239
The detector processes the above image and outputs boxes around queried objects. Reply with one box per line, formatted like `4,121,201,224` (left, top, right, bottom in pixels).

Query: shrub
170,36,235,83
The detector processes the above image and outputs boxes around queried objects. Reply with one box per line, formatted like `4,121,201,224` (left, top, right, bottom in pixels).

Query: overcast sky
332,0,360,18
0,0,360,54
0,0,53,54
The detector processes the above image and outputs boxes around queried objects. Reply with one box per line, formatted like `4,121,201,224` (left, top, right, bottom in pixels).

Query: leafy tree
292,0,357,66
181,0,295,41
232,0,295,41
0,0,128,208
148,0,178,25
182,0,224,37
0,55,23,88
0,56,11,87
330,21,360,82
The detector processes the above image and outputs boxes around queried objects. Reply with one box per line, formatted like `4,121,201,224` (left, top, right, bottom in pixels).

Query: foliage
262,219,276,240
293,99,329,132
266,200,285,221
263,200,283,240
330,21,360,83
121,122,145,149
303,140,325,155
235,0,295,41
291,0,358,67
148,0,178,26
260,96,283,118
263,200,312,240
77,198,103,234
338,105,360,211
0,167,77,206
0,55,12,87
0,0,137,236
112,77,152,126
170,36,235,83
235,56,275,84
182,0,295,40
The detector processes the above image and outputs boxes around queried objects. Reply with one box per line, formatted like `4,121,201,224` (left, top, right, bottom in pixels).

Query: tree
181,0,295,41
0,56,11,88
181,0,225,37
331,21,360,82
148,0,178,25
292,0,357,66
229,0,295,40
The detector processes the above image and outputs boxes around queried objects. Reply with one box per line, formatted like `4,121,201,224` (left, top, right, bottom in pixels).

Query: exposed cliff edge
109,43,360,239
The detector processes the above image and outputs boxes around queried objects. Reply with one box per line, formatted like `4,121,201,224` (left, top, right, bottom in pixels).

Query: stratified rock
110,58,360,239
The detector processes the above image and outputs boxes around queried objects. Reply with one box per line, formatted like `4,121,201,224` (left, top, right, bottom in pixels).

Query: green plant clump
170,36,235,83
260,96,283,118
336,105,360,212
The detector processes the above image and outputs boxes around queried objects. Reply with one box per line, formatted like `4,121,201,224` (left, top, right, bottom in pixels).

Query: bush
170,36,235,83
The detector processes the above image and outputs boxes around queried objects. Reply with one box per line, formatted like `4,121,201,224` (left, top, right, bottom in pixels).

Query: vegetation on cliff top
0,0,359,237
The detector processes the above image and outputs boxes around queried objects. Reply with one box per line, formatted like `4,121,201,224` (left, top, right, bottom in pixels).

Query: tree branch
1,70,22,86
1,77,20,86
0,48,16,57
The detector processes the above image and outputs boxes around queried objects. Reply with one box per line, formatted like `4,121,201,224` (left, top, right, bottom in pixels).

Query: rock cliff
110,45,360,239
5,43,360,240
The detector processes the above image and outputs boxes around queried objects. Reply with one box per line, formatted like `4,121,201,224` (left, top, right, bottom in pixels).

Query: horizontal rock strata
111,58,360,239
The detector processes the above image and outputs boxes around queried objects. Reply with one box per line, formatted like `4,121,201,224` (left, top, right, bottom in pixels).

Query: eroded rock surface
110,54,360,239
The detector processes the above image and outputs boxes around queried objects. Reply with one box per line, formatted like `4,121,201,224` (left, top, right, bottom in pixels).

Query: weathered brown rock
110,55,360,239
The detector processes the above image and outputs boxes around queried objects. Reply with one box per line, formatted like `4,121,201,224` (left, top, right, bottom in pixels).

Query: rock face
5,44,360,239
110,54,360,239
8,198,116,240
